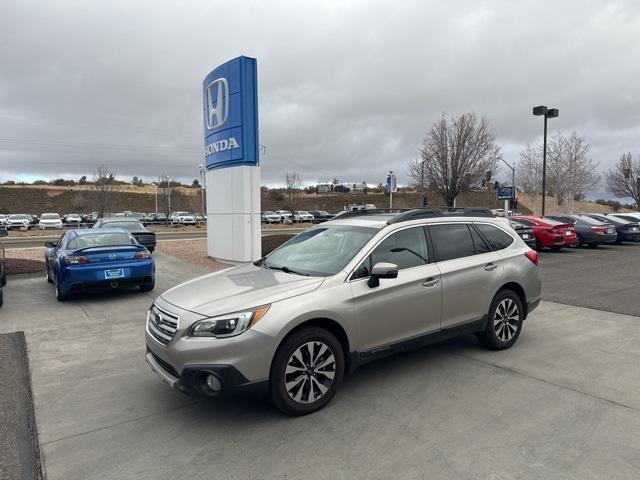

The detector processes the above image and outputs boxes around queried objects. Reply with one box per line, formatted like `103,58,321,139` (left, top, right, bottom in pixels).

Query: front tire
269,327,344,416
478,289,523,350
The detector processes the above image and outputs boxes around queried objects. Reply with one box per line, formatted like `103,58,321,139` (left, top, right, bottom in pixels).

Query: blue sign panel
496,187,513,200
202,56,259,170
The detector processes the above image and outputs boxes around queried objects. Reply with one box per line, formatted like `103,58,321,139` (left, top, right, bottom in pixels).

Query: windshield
41,214,60,220
67,232,135,249
264,225,377,277
101,221,144,231
10,214,28,220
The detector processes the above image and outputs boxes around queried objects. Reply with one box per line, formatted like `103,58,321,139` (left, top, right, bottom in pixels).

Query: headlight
190,305,270,338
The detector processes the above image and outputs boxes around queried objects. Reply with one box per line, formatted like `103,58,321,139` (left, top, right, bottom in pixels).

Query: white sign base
205,166,261,263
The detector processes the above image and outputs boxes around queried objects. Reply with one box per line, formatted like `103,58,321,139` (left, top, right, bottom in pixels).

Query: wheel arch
497,282,528,318
270,318,352,377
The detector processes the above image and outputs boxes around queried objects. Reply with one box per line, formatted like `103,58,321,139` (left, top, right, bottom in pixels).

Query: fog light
205,373,221,392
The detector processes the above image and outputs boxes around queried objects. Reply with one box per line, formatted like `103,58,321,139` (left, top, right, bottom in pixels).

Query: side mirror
44,241,56,248
367,262,399,288
0,229,7,237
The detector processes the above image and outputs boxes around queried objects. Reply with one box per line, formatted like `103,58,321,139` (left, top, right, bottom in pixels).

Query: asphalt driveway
1,252,639,479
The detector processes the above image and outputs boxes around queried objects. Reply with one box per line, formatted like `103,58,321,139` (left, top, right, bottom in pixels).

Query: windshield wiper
266,264,310,276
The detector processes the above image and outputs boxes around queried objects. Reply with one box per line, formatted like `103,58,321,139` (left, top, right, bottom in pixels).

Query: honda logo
205,77,229,130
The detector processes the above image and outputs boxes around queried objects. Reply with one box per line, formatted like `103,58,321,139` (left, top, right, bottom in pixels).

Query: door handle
422,277,440,287
484,263,498,272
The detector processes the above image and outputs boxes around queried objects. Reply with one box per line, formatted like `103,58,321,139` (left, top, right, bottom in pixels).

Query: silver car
146,209,541,415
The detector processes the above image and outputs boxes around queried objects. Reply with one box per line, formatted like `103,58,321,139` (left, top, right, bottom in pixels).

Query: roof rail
333,208,411,220
386,208,443,224
444,207,494,217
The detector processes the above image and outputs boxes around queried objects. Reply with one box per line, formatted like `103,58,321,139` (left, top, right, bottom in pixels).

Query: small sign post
386,171,397,209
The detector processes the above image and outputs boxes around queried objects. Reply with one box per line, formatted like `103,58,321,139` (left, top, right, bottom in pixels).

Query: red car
510,216,577,250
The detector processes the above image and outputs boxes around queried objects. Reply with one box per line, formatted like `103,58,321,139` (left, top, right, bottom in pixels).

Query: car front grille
147,304,179,346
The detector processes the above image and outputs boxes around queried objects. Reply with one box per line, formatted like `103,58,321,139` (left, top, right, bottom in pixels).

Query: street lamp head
546,108,559,118
533,105,547,116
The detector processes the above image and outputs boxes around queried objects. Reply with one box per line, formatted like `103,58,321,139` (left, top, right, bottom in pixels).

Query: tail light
65,255,88,265
134,250,151,259
590,226,606,233
525,250,538,265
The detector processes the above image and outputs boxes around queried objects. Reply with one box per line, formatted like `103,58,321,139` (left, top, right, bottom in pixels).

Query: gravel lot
5,248,45,274
156,239,230,271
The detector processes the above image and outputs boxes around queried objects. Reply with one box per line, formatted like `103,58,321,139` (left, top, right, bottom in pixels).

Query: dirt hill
0,184,629,216
0,184,202,215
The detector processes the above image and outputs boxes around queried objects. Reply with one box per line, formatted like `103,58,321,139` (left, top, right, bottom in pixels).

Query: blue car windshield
67,233,135,250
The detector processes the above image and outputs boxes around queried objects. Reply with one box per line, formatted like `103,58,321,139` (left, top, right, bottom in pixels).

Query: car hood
161,263,325,317
40,219,61,223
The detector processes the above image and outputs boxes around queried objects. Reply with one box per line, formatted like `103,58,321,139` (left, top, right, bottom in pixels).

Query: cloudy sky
1,0,639,196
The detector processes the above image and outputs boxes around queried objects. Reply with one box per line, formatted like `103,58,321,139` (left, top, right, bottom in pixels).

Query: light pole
198,164,206,217
533,105,559,216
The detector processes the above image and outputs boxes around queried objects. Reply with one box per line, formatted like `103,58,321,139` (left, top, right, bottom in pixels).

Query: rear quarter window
475,224,514,250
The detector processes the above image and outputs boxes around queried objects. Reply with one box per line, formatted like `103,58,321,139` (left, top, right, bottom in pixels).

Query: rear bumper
68,275,154,293
59,260,154,285
526,297,541,318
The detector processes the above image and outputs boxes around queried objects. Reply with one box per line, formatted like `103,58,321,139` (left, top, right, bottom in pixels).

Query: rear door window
475,224,514,251
429,224,476,262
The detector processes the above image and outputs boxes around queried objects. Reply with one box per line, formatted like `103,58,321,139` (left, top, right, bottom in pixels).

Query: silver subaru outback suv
146,209,541,415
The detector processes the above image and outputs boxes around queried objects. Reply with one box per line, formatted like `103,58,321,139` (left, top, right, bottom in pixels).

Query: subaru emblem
109,253,117,260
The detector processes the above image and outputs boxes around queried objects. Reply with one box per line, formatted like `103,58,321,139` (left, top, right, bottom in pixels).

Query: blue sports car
45,228,155,301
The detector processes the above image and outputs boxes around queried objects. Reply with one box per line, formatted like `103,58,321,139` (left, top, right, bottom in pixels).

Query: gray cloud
1,0,639,195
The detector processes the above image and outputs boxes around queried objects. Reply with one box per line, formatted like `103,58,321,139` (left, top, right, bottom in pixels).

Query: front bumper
145,348,268,397
145,296,276,397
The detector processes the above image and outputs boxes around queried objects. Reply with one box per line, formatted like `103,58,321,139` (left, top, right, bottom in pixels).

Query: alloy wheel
284,341,336,404
494,298,520,342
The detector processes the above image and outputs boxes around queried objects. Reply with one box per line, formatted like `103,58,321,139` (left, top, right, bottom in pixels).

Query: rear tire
55,276,69,302
587,243,599,248
269,327,344,416
534,238,542,251
477,289,523,350
140,281,155,292
550,245,562,251
0,286,4,307
575,234,583,248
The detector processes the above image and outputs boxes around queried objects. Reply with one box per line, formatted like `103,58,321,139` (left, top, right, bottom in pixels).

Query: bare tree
156,174,175,224
561,132,599,212
92,164,117,217
516,142,543,214
606,152,640,208
285,172,302,213
412,113,501,206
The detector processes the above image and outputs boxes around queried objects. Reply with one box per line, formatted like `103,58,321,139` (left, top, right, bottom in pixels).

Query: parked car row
509,213,640,251
261,210,335,224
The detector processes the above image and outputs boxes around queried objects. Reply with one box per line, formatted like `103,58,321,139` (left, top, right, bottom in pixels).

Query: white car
274,210,293,222
293,211,314,223
170,212,196,225
38,213,63,230
65,213,82,226
261,211,283,224
7,214,31,230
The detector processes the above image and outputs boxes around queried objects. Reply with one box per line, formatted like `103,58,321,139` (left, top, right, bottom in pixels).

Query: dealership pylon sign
202,56,261,262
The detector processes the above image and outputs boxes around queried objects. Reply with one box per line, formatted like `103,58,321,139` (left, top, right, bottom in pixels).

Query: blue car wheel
55,274,69,302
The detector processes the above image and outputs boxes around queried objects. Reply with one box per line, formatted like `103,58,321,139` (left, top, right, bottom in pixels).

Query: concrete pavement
1,254,639,479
